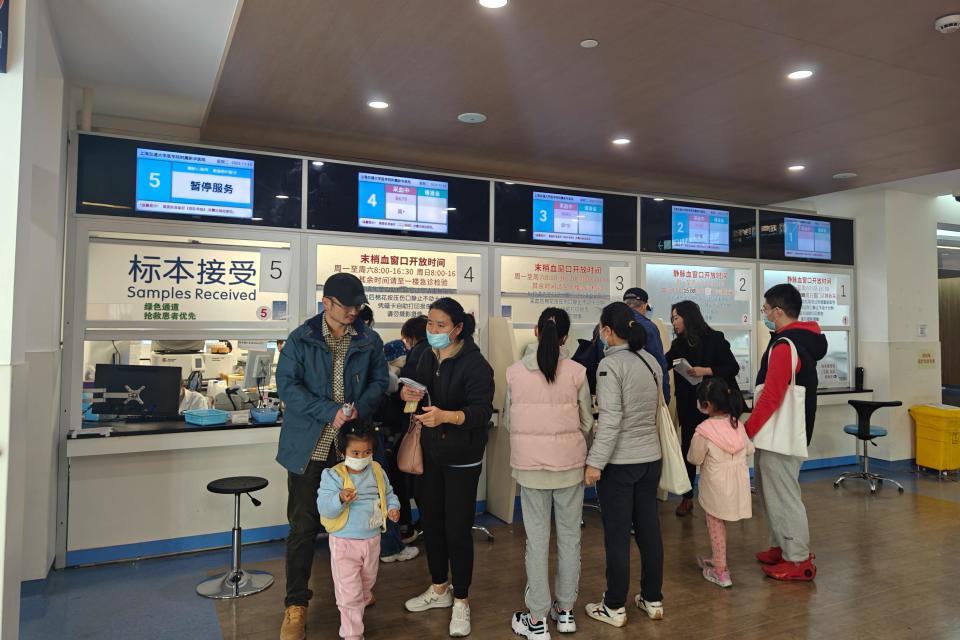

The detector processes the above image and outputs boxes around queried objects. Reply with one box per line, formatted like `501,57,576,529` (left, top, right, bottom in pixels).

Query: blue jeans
375,433,405,557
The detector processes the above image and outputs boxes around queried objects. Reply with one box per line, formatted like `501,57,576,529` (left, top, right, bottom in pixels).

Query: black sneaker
511,611,551,639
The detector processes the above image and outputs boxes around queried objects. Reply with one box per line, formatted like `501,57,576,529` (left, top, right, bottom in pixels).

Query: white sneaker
549,602,576,633
635,596,664,620
449,600,471,637
381,545,420,563
584,600,626,628
511,611,550,639
404,584,453,612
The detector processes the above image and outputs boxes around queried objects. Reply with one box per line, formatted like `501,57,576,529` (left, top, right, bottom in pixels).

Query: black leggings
415,456,482,599
597,461,664,609
679,417,698,499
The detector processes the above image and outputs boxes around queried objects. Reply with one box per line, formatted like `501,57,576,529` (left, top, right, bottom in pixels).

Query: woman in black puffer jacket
400,297,494,638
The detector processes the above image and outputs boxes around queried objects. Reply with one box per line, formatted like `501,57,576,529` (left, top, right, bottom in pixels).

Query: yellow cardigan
319,462,389,534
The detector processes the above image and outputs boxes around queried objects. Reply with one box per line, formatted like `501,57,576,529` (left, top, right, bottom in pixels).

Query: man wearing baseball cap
623,287,670,401
276,272,388,640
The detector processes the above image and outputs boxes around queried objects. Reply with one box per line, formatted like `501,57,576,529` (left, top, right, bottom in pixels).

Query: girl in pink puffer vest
504,308,594,638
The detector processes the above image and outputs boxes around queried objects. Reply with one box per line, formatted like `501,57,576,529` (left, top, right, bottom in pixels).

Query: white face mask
344,455,372,471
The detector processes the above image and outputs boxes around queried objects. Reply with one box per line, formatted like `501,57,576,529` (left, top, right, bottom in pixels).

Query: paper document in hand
399,377,430,413
398,377,427,392
673,358,703,385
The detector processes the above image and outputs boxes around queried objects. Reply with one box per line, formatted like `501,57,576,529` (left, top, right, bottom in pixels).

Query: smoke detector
934,14,960,34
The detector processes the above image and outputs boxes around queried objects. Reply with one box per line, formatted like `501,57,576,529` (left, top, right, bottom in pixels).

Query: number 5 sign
259,249,291,293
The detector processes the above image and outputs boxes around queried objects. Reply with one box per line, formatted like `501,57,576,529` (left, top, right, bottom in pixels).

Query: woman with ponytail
400,297,494,637
687,377,753,588
504,308,593,638
584,302,666,628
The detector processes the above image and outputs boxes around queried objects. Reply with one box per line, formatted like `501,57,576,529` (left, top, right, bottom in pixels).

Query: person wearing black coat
665,300,741,517
400,298,494,638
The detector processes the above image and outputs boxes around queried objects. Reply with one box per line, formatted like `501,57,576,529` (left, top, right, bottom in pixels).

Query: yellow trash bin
909,404,960,472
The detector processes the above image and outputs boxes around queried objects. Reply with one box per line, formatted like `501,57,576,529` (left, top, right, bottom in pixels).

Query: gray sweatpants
755,448,810,562
520,483,584,619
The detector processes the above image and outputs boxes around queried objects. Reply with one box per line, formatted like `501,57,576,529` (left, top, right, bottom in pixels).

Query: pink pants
329,535,380,640
706,513,727,571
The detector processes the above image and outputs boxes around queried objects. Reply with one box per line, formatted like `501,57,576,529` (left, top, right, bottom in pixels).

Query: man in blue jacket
623,288,670,401
277,272,388,640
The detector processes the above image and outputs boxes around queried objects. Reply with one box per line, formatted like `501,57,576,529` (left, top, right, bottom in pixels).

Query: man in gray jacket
583,302,665,629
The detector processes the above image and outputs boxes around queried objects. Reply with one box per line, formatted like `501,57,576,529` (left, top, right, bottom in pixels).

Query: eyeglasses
761,304,780,315
328,298,365,313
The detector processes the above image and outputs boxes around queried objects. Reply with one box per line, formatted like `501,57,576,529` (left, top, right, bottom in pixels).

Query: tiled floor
20,464,960,640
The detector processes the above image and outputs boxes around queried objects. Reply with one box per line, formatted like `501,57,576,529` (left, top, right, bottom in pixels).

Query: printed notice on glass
645,263,752,326
316,245,481,321
763,270,851,326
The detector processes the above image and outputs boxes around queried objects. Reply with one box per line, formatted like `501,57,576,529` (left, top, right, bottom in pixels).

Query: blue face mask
427,330,452,350
763,317,776,331
599,329,610,350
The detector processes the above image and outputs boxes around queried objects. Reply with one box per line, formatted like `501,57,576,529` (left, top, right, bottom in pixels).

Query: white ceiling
777,167,960,211
48,0,240,127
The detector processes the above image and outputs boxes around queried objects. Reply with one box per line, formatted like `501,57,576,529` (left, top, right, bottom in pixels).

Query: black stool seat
197,475,273,599
849,399,903,414
207,476,268,495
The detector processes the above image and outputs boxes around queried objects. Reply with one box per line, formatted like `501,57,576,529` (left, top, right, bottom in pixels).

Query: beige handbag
396,414,424,475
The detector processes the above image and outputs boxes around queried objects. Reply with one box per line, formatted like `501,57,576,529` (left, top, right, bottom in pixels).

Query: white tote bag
655,391,692,495
634,352,692,495
752,338,808,458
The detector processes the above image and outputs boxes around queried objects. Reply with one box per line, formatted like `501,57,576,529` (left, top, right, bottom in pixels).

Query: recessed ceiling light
518,228,528,232
458,112,487,124
446,207,457,211
275,194,290,199
787,165,806,172
788,69,814,80
368,100,389,109
580,39,599,49
251,217,263,221
479,0,508,7
312,161,325,167
832,172,857,180
504,181,515,185
612,138,631,145
654,197,665,202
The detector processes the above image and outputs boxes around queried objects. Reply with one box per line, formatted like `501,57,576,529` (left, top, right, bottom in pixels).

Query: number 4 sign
457,255,482,294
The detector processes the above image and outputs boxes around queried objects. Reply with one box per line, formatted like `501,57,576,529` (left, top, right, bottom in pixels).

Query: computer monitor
243,348,275,390
91,364,181,418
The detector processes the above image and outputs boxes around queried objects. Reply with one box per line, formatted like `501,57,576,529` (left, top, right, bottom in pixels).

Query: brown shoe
675,498,694,517
280,605,307,640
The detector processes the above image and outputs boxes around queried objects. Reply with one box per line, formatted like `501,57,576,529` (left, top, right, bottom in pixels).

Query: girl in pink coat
687,378,754,588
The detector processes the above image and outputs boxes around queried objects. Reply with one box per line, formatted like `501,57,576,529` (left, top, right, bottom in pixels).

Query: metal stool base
197,569,274,599
472,525,494,542
834,471,904,494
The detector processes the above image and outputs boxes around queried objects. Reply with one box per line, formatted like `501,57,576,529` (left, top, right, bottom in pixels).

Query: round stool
196,476,275,599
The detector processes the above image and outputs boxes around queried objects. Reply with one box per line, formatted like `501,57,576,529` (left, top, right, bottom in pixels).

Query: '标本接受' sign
86,241,290,323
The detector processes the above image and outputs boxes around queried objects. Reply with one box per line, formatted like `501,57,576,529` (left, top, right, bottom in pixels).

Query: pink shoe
702,566,733,588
